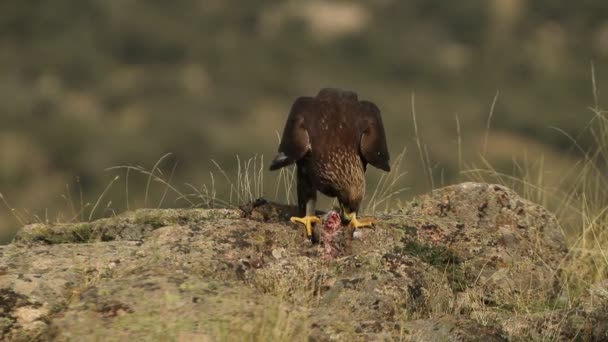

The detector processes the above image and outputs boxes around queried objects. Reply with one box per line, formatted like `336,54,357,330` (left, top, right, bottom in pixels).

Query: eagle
270,88,390,240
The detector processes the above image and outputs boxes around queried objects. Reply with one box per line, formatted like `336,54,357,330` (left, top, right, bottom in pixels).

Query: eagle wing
269,96,313,170
359,100,391,172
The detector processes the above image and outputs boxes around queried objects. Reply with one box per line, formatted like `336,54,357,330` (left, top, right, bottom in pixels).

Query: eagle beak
341,205,375,229
340,205,354,224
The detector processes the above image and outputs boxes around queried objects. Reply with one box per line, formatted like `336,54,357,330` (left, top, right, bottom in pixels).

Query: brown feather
271,88,390,215
269,97,313,170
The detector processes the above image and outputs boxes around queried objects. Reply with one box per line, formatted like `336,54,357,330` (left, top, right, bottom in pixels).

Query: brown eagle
270,88,390,240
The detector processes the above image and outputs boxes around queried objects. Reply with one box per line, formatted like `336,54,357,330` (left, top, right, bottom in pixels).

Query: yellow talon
350,214,376,229
290,215,322,238
342,208,376,229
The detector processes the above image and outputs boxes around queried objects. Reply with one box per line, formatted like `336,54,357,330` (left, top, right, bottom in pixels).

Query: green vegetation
395,240,461,268
395,240,467,292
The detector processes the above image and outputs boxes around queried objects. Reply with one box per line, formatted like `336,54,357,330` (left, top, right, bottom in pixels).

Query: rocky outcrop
0,182,602,341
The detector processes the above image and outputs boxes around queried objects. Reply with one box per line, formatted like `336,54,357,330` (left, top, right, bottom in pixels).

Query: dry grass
2,71,608,340
249,256,328,307
363,146,409,213
210,302,308,342
451,68,608,337
382,67,608,339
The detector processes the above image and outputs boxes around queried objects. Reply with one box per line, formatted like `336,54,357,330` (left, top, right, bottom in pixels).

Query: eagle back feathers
270,88,391,212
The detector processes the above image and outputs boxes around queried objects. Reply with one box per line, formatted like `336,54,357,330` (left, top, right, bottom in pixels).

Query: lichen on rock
1,182,602,341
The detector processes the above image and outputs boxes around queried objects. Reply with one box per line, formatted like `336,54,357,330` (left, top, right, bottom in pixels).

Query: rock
0,288,51,341
13,208,239,244
0,183,579,341
398,183,567,306
272,248,286,260
14,306,49,324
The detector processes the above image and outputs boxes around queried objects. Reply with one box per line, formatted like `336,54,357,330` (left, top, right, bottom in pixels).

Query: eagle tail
269,152,294,171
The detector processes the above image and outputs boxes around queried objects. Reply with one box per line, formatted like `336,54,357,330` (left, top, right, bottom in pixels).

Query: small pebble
272,248,286,259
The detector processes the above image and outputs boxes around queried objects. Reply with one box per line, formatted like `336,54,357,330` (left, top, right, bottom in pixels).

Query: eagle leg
290,215,321,239
294,165,319,241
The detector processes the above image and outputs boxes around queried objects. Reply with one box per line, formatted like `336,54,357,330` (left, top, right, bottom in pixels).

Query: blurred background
2,0,608,242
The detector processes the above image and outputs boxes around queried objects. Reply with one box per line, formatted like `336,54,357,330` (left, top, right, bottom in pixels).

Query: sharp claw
362,219,377,228
290,215,321,239
341,209,376,229
350,215,376,229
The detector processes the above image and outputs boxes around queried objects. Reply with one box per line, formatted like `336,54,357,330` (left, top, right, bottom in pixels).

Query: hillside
2,183,606,341
2,1,608,237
